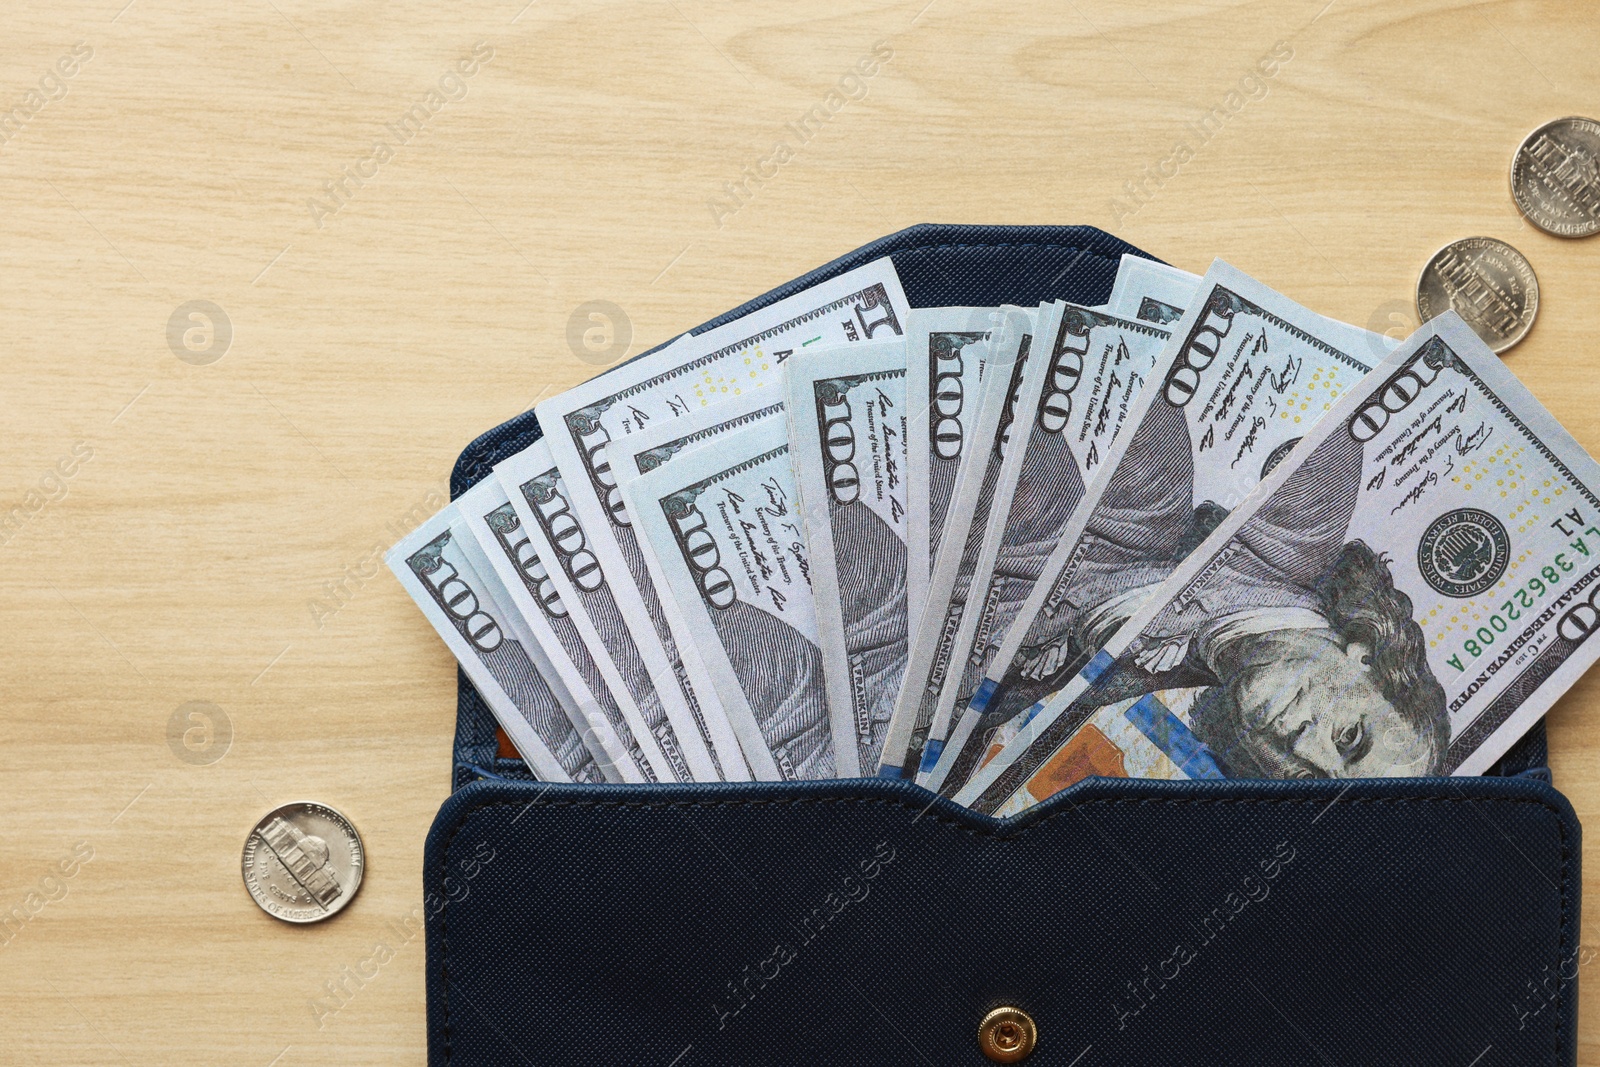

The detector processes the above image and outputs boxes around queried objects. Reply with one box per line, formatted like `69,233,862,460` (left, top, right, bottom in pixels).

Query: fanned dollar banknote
1107,255,1399,366
877,307,1033,778
960,261,1385,780
904,308,998,630
534,258,909,782
624,414,835,779
785,339,910,776
457,475,643,784
921,302,1170,795
385,503,612,783
606,390,796,779
960,312,1600,814
495,438,702,783
1107,255,1197,325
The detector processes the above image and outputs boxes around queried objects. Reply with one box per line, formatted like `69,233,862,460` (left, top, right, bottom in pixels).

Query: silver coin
241,802,364,923
1416,237,1539,354
1511,116,1600,238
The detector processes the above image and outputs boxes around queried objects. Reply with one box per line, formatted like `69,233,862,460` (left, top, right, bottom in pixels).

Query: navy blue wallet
425,225,1579,1066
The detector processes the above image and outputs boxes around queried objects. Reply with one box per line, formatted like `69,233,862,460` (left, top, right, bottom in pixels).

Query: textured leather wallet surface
427,776,1577,1066
428,225,1577,1066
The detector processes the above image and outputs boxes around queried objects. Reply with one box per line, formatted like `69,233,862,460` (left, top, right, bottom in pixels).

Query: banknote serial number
1445,524,1599,671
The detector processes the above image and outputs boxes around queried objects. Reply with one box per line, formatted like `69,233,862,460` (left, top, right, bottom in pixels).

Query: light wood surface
3,1,1597,1062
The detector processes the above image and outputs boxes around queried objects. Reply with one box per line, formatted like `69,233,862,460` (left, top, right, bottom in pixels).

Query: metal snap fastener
978,1005,1037,1063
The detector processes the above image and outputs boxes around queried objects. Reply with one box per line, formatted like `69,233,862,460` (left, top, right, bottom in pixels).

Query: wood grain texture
1,1,1595,1062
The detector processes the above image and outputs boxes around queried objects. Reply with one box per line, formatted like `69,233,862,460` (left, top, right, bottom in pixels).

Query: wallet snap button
978,1006,1037,1063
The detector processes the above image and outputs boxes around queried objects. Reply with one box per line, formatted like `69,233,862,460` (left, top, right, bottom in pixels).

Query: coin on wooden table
241,802,364,923
1416,237,1539,354
1511,116,1600,238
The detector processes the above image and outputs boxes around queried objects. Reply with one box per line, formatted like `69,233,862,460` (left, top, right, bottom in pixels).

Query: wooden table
3,1,1596,1062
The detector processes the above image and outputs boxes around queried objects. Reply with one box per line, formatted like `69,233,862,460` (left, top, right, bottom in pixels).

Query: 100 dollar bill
496,438,701,782
904,308,997,629
457,475,640,784
923,303,1169,794
535,259,909,780
1107,255,1197,325
605,391,800,780
961,312,1600,814
385,503,612,783
965,262,1379,763
878,308,1031,778
786,339,909,776
625,415,835,779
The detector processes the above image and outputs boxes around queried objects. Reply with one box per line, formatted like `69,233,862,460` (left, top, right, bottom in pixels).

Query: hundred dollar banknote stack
387,251,1600,814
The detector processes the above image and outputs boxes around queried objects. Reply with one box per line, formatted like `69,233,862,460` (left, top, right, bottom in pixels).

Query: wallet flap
424,775,1579,1066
